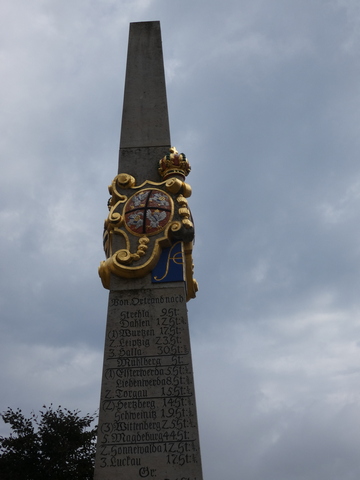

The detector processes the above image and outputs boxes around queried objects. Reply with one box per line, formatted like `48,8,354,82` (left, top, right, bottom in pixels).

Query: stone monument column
94,21,203,480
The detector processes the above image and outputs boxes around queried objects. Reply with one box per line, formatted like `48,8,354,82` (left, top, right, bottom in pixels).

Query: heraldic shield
99,148,198,301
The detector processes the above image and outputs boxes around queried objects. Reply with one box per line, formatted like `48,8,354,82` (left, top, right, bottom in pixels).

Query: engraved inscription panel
94,286,203,480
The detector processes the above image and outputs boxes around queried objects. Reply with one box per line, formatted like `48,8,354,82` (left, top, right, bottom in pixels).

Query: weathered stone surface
119,21,171,185
94,285,203,480
120,21,170,150
118,145,170,186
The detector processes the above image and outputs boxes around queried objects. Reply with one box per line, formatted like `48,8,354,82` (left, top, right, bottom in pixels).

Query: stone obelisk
94,21,203,480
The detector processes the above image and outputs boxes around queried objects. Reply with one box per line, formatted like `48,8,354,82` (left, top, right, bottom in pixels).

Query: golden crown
158,147,191,180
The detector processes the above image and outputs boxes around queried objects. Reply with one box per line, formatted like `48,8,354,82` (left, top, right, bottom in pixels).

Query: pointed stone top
119,21,171,150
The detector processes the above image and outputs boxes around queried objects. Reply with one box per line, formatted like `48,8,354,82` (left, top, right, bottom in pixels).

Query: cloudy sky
2,0,360,478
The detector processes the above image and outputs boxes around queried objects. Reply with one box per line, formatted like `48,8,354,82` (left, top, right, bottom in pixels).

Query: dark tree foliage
0,405,97,480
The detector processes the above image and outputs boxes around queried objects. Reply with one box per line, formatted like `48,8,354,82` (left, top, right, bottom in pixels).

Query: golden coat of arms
99,148,197,301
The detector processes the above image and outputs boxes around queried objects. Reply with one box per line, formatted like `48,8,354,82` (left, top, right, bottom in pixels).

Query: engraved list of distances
94,286,203,480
